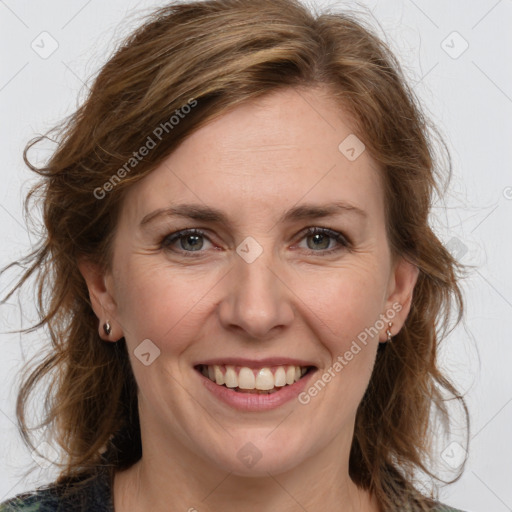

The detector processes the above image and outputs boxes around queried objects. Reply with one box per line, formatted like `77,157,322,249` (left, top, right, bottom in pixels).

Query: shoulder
0,465,114,512
0,488,59,511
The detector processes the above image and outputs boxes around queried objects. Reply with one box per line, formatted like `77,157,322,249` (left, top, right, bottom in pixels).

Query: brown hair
2,0,469,510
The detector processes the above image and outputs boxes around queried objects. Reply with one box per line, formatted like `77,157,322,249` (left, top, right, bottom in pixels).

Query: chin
202,433,308,477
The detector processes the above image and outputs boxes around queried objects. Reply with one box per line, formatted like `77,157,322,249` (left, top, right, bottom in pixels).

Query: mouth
194,363,316,395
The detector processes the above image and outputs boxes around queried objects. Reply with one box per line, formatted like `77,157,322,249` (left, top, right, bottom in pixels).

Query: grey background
1,1,511,510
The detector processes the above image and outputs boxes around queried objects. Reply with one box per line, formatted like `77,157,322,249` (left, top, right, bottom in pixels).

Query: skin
79,86,419,512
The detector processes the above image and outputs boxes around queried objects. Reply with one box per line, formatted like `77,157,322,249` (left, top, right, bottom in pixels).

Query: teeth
238,367,255,389
200,364,310,391
285,366,295,385
274,366,286,387
214,366,224,385
255,368,274,390
224,365,237,388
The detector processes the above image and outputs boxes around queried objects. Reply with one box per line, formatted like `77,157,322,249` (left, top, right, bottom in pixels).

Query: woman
0,0,470,510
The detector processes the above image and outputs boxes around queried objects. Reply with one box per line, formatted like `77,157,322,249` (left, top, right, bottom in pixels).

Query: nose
217,246,295,340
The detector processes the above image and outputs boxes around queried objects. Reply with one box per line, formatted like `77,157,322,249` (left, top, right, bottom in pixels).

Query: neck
112,429,378,512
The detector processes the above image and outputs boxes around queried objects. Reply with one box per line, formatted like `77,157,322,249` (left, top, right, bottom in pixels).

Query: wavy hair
1,0,469,510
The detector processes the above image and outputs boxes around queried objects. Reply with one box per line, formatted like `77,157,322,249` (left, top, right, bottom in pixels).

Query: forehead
121,87,384,226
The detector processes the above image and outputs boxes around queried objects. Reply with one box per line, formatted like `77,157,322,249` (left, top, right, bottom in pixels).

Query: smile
195,364,314,394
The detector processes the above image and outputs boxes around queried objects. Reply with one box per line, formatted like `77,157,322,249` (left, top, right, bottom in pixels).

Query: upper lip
195,357,317,369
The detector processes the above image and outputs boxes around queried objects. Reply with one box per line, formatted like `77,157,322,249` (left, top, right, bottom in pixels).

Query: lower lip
197,368,317,411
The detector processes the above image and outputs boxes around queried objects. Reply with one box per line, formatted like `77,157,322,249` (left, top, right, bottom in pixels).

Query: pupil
309,233,329,250
183,235,202,251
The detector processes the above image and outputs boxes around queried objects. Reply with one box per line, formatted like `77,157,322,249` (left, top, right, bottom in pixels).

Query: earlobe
382,257,420,342
77,259,123,342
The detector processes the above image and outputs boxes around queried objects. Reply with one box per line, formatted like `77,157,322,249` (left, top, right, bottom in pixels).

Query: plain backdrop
0,1,511,511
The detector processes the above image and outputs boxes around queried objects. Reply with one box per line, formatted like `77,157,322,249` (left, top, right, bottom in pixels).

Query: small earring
386,322,393,343
103,321,112,336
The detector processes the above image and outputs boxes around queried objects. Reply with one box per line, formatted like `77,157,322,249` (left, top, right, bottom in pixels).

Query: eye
295,227,350,255
160,228,214,256
160,227,351,258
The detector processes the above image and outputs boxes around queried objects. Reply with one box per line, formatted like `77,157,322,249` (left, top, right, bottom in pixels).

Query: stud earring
103,321,112,336
386,322,393,343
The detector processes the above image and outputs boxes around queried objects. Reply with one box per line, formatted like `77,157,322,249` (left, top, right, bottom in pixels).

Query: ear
379,256,420,342
77,258,124,342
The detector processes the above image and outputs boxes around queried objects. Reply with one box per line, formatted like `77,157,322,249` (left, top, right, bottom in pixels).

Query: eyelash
159,227,351,258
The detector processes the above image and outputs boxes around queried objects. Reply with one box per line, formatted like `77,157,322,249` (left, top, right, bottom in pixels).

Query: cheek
299,259,388,343
114,256,217,346
114,248,389,359
297,266,386,416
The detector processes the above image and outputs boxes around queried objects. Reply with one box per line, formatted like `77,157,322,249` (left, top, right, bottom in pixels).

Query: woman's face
83,86,418,477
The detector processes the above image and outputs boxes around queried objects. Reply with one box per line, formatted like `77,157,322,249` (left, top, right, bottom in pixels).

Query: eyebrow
140,200,367,228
